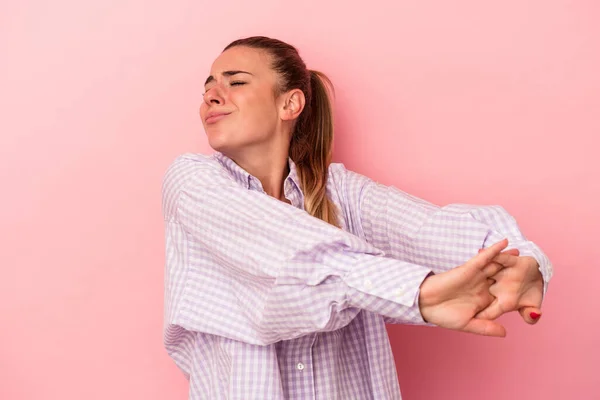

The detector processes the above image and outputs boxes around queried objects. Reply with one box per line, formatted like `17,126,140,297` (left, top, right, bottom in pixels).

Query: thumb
519,306,542,325
470,239,508,270
478,248,519,257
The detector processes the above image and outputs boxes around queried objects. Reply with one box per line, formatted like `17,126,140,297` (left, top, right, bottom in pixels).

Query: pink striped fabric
161,152,552,399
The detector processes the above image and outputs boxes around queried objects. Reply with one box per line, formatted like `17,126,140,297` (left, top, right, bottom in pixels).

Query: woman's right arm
162,154,433,346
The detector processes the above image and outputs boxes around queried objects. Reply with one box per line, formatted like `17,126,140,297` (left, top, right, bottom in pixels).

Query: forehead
210,46,273,76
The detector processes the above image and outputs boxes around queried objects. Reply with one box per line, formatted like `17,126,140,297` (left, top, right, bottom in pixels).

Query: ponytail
290,70,340,228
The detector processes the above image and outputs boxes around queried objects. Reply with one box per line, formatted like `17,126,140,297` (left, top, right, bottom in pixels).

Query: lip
205,111,232,124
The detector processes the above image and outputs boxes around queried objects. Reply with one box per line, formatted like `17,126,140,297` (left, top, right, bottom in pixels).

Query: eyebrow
204,70,253,86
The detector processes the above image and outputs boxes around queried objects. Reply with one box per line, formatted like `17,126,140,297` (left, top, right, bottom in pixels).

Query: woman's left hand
476,253,544,324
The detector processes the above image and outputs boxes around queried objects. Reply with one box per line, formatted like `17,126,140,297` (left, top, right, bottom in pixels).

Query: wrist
418,272,436,322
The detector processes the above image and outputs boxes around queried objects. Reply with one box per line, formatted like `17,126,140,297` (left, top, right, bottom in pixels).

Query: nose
203,85,224,105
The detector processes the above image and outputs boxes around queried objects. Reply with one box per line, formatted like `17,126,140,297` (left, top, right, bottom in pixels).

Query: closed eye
202,81,246,96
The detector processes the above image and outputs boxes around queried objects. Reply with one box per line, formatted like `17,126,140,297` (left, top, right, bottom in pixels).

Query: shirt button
296,362,305,371
364,279,373,290
396,289,404,298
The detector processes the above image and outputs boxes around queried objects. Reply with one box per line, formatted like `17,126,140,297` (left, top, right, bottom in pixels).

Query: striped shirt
161,152,552,399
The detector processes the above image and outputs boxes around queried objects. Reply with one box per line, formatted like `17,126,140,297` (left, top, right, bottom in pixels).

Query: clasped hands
418,239,544,337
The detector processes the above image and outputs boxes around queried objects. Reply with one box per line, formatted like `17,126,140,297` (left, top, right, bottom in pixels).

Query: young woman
162,36,552,399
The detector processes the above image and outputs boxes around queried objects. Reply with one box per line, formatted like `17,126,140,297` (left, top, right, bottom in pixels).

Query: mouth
205,112,231,124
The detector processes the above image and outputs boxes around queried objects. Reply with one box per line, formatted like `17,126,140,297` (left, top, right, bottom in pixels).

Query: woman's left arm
337,165,553,320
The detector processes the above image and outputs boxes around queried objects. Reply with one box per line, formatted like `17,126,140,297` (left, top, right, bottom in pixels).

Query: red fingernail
530,312,541,320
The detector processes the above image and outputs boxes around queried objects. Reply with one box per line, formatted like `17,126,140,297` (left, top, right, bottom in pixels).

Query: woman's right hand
418,239,512,337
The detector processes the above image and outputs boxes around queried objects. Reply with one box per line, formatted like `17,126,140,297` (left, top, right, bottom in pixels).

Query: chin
207,139,227,153
207,135,238,155
205,127,228,149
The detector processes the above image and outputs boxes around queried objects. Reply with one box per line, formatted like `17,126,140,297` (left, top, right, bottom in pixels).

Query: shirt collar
213,152,302,193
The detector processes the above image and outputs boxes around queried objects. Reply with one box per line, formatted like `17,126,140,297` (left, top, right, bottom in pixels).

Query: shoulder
328,162,374,190
328,162,347,175
165,152,219,174
326,163,377,216
161,152,231,217
163,153,229,187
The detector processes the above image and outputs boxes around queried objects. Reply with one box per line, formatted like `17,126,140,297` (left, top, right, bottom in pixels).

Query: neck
227,146,290,202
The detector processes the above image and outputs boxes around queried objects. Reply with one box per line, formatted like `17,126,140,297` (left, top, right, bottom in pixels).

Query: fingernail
530,312,541,320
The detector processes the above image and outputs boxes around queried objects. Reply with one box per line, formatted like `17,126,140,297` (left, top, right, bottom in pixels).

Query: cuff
344,255,432,324
511,241,553,297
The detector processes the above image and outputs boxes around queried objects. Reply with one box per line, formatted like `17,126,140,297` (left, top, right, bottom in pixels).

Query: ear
279,89,306,121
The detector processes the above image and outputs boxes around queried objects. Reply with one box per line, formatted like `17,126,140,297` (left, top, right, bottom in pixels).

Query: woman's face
200,46,282,155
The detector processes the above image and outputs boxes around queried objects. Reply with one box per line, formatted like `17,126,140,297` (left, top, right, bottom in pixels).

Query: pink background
1,1,598,399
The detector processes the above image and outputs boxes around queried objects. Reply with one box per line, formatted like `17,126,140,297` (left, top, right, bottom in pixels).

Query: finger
470,239,508,270
479,248,520,257
482,261,504,278
475,298,505,320
487,267,509,283
482,284,496,311
519,306,542,325
477,294,518,320
492,252,520,268
461,318,506,337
